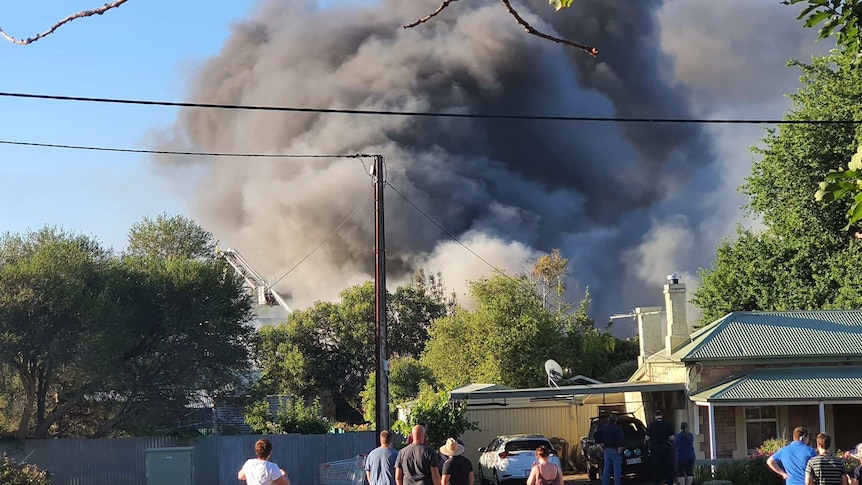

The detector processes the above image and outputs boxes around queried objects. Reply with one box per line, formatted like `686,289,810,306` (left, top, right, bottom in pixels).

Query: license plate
626,457,641,465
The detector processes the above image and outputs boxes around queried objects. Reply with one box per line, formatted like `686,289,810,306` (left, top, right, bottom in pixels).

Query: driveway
563,473,650,485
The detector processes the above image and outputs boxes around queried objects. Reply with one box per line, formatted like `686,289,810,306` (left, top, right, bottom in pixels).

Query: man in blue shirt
595,414,626,485
768,427,816,485
367,430,399,485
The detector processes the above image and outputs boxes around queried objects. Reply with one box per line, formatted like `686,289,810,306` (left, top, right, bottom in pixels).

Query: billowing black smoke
154,0,814,333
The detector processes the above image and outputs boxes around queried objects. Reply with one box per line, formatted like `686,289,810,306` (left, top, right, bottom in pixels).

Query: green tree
388,270,453,359
360,357,437,424
254,284,374,423
789,0,862,59
391,385,478,448
88,251,254,437
787,0,862,228
532,249,570,312
254,276,450,424
126,213,217,259
422,274,563,389
695,50,862,322
0,218,254,438
0,227,109,439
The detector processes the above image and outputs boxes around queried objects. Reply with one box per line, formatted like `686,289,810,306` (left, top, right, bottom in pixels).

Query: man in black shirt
646,409,674,485
439,438,473,485
595,414,626,485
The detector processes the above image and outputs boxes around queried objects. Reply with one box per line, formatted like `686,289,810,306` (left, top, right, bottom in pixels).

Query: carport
450,381,686,473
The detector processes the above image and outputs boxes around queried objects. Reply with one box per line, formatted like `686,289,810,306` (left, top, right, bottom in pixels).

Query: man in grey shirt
396,425,441,485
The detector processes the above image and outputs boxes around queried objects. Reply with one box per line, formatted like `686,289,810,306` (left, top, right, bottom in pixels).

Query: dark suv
579,413,650,481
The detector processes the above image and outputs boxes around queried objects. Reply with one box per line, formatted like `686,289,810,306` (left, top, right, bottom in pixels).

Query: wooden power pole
373,154,390,432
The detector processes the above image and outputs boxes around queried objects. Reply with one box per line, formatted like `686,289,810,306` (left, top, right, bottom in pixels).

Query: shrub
744,456,784,485
392,385,478,447
755,438,786,457
710,460,749,484
0,454,50,485
244,397,331,434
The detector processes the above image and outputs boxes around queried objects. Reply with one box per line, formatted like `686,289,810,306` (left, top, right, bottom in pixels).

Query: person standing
849,443,862,485
396,425,441,485
804,433,848,485
527,445,563,485
646,409,675,485
367,430,399,485
439,438,474,485
673,422,696,485
768,426,816,485
238,438,290,485
594,414,626,485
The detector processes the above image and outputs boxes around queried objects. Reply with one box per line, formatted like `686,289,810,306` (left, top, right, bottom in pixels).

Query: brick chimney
664,274,689,354
636,306,663,366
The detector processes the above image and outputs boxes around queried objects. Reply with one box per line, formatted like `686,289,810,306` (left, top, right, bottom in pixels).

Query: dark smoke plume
154,0,816,333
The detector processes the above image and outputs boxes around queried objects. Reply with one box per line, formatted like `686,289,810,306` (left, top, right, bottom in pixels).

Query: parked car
579,413,649,481
478,434,563,485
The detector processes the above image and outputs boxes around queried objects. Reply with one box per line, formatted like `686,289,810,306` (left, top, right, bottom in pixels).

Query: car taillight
498,452,511,459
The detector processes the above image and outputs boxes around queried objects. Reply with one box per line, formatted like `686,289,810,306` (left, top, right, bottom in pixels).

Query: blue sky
0,0,259,249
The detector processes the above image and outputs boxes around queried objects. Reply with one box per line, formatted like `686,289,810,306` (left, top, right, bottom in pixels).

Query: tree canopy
421,266,637,390
252,273,451,424
0,217,254,438
694,50,862,323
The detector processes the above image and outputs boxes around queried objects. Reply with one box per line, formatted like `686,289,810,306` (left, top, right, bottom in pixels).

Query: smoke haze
154,0,824,334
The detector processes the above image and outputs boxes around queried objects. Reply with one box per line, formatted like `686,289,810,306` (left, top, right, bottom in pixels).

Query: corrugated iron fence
0,432,375,485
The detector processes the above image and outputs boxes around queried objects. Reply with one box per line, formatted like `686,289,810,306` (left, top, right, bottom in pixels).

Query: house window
745,406,778,452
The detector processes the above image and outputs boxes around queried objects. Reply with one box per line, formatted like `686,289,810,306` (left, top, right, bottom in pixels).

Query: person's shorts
677,459,694,476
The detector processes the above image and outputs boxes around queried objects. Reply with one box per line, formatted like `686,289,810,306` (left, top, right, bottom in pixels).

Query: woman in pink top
238,439,290,485
527,445,563,485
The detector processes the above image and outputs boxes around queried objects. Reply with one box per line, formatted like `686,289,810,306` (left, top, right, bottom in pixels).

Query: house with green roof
625,277,862,460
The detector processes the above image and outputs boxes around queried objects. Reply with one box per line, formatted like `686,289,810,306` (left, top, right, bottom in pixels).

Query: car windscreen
505,440,550,452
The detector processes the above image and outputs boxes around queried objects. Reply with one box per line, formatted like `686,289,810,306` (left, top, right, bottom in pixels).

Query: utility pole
373,154,390,432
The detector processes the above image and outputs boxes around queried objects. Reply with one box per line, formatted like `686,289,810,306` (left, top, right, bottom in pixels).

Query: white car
477,434,562,485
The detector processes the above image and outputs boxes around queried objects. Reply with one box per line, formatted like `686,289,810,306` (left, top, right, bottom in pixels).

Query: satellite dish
544,359,564,388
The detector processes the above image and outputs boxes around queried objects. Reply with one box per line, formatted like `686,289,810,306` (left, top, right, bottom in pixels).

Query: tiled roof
689,366,862,403
676,310,862,362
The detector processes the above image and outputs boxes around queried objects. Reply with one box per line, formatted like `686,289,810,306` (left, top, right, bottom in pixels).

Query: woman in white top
238,439,291,485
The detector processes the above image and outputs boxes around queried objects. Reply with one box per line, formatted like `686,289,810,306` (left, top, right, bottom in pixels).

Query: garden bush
0,454,50,485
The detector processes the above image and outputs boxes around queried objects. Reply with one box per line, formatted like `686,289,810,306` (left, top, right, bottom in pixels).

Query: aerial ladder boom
216,247,292,313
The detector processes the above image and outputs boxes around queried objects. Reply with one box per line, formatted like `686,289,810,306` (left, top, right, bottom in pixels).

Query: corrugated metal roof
689,366,862,403
677,310,862,361
449,381,685,400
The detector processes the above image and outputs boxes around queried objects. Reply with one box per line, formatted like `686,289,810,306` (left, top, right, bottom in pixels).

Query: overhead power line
2,91,861,125
0,139,371,159
269,193,373,288
386,182,511,277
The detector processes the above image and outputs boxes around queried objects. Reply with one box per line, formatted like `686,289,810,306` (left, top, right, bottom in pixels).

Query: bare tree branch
0,0,130,46
403,0,460,29
499,0,598,56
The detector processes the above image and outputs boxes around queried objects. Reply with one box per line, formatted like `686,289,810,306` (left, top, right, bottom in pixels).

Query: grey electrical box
145,447,194,485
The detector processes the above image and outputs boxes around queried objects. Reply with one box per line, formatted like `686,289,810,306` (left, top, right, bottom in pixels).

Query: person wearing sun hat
438,438,473,485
